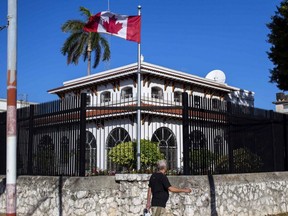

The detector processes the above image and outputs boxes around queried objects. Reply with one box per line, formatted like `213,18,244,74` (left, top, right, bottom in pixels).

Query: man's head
157,159,167,173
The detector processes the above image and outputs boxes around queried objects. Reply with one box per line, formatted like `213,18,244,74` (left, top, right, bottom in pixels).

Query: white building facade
48,62,254,171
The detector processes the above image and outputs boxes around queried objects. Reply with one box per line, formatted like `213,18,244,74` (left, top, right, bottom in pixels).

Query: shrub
215,148,263,173
108,139,164,171
190,149,215,174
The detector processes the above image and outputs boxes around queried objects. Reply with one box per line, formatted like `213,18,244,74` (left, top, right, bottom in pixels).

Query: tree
267,0,288,90
108,139,164,171
61,7,110,75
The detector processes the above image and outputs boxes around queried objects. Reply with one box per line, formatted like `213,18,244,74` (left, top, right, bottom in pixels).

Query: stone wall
0,172,288,215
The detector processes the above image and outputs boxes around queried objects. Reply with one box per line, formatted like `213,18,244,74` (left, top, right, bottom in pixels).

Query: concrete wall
0,172,288,216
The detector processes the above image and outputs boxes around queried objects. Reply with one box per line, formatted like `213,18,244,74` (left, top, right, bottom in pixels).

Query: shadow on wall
59,175,63,216
26,176,65,215
0,178,6,195
208,174,218,216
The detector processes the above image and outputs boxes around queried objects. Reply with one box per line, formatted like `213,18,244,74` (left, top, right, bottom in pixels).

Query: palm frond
61,32,83,55
93,43,101,68
71,33,88,64
67,44,77,64
61,7,111,73
90,32,100,50
61,32,88,65
99,36,111,61
80,6,92,19
90,33,111,68
61,20,85,33
90,33,100,68
83,45,88,62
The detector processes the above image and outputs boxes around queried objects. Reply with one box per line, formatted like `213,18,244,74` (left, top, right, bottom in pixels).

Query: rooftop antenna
18,93,28,108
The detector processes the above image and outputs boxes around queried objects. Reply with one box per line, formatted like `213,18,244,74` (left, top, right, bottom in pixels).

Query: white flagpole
136,5,141,170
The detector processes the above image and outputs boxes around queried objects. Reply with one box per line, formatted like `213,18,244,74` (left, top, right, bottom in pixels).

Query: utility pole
6,0,17,215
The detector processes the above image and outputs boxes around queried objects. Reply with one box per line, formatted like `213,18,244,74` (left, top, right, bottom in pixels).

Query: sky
0,0,283,110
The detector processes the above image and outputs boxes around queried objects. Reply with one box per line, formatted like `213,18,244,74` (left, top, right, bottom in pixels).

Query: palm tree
61,7,110,75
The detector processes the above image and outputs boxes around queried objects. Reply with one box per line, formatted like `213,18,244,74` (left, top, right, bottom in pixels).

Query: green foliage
108,139,164,170
108,141,135,169
190,149,215,174
61,6,110,72
267,0,288,90
216,148,263,173
139,139,164,169
36,136,55,174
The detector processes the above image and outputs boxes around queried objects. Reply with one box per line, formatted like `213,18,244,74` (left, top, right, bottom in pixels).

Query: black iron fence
0,96,85,176
0,93,183,176
182,93,288,175
0,92,288,176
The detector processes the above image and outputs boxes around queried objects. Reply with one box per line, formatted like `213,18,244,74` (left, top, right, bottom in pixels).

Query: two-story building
48,61,254,171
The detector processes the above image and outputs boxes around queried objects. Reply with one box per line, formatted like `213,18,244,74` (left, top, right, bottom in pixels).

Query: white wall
227,90,254,107
0,99,33,112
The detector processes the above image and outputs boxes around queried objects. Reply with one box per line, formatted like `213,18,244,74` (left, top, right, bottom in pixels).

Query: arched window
151,127,177,170
100,91,111,103
85,131,97,175
37,135,55,174
190,130,206,149
106,127,131,170
174,91,182,102
214,135,223,154
121,87,133,99
151,87,163,99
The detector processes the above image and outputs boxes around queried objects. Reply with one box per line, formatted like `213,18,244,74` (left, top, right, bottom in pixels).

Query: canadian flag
83,11,141,43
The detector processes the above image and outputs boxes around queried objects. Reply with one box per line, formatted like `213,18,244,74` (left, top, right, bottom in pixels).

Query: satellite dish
205,70,226,84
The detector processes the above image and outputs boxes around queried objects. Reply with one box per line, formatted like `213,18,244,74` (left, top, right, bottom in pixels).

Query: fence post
27,104,34,175
283,114,288,171
269,110,277,171
79,93,87,176
182,92,190,175
227,101,234,173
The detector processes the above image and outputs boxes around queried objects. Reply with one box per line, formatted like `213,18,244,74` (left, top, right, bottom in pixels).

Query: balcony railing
151,94,163,99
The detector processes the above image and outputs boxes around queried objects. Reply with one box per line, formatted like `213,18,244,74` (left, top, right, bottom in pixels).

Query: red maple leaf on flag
103,15,123,34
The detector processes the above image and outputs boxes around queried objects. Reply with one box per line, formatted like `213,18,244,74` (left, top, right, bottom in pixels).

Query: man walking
146,160,191,216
